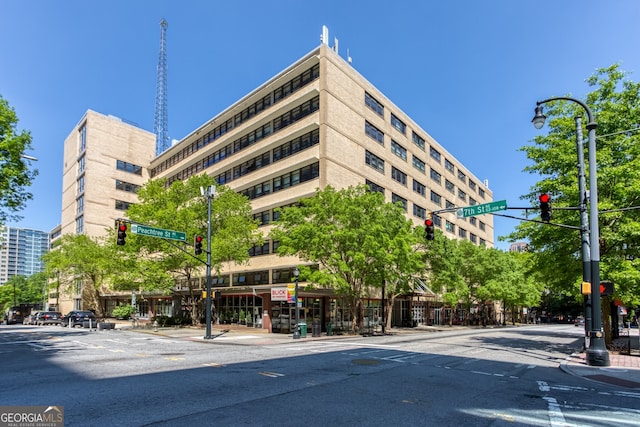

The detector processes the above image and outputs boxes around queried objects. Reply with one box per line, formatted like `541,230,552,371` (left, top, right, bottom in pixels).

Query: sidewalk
117,322,640,389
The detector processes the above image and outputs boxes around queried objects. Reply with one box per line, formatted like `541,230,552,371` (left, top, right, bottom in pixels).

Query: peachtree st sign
456,200,507,218
130,224,186,242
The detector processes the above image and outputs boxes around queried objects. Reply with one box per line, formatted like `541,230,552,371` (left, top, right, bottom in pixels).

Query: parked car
37,311,62,326
60,311,97,328
574,316,585,327
22,312,41,325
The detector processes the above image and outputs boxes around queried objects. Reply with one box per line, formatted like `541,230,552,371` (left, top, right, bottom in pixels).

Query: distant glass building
0,227,50,284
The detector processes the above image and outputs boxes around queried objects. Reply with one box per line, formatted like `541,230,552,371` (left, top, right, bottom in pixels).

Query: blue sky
2,1,639,250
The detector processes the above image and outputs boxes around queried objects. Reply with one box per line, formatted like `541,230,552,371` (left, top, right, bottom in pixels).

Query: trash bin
298,322,307,338
312,320,321,337
326,322,333,336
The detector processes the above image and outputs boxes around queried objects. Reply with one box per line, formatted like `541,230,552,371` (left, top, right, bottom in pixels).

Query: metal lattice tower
154,18,169,156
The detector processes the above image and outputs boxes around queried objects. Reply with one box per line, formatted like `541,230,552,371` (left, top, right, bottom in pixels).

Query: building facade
147,42,494,330
56,110,156,314
56,42,495,330
0,226,50,285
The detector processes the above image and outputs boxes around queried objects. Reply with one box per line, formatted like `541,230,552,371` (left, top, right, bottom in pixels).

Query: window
76,216,83,234
391,167,407,185
469,181,477,191
413,179,426,196
412,155,426,173
76,196,84,214
430,191,442,206
433,214,442,227
458,189,467,202
78,155,86,174
366,180,385,194
78,123,86,153
479,188,485,199
413,204,426,219
446,200,455,210
254,210,271,226
116,180,140,193
470,234,477,244
116,200,133,211
272,163,320,192
469,197,476,206
445,221,455,233
430,168,441,184
365,150,384,173
412,132,425,151
391,140,407,161
445,179,455,194
392,193,407,210
469,217,477,226
457,170,467,183
117,160,143,175
479,221,486,231
480,238,486,246
459,228,467,239
365,92,384,116
390,113,406,134
430,146,441,163
272,129,319,162
444,159,454,173
77,175,85,194
365,121,384,145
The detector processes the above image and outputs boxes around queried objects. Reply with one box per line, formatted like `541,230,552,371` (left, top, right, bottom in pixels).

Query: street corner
561,352,640,390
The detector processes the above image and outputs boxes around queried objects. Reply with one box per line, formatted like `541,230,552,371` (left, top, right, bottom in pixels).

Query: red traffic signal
599,281,614,296
194,235,203,255
424,219,435,241
116,221,127,246
539,193,552,222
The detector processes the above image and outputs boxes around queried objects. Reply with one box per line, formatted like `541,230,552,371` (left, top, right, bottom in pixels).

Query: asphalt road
1,324,638,426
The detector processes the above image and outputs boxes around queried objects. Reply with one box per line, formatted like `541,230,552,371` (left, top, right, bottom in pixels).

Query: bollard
153,320,158,332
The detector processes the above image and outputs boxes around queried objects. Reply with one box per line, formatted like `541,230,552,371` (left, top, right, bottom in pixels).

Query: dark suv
61,311,97,328
37,311,63,326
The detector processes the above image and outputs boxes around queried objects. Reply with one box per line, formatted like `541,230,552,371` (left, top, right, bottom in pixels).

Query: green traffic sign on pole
130,224,186,242
456,200,507,218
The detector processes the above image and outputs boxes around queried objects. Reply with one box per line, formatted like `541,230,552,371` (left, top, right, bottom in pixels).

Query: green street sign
130,224,186,242
456,200,507,218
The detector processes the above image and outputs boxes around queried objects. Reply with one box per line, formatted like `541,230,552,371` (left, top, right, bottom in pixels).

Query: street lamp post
532,97,610,366
574,116,593,340
201,185,216,339
293,267,300,339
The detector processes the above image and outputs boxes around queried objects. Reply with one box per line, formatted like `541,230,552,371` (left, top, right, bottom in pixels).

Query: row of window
117,160,143,175
363,93,486,200
240,162,319,200
166,96,320,187
151,63,320,177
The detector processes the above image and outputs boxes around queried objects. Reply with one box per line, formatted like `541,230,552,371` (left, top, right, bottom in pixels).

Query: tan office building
149,42,494,329
55,42,493,329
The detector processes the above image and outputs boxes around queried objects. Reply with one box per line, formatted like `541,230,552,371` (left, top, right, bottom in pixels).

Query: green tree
1,273,47,312
123,174,261,324
507,64,640,309
42,234,118,317
270,185,425,333
0,95,38,224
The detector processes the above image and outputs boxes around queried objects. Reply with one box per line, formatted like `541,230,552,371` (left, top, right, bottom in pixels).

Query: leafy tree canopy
506,64,640,306
0,95,38,224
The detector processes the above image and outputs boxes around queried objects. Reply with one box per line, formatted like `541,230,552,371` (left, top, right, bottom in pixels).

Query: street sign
130,224,186,242
456,200,507,218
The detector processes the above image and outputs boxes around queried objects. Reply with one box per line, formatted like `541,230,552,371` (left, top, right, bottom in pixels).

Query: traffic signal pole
202,185,215,340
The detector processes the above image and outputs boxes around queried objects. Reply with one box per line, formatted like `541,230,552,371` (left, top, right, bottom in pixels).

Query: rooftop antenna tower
154,18,169,156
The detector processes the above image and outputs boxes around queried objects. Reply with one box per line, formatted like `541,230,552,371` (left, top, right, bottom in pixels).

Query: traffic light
194,235,203,255
425,219,435,241
539,193,552,222
116,221,127,246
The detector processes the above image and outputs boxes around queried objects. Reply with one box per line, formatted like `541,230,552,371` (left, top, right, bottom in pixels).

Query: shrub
112,304,136,319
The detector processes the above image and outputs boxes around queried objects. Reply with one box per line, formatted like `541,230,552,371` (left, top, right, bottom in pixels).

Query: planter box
97,322,115,330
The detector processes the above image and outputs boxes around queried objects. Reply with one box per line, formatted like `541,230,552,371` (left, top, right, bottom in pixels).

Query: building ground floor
88,285,507,334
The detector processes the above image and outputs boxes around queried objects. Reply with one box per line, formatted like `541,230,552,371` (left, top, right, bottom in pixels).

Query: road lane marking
259,371,285,378
203,362,225,368
543,396,572,427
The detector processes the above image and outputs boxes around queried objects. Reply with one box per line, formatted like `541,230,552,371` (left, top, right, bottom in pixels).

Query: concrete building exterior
148,43,494,329
56,110,155,313
55,42,495,329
